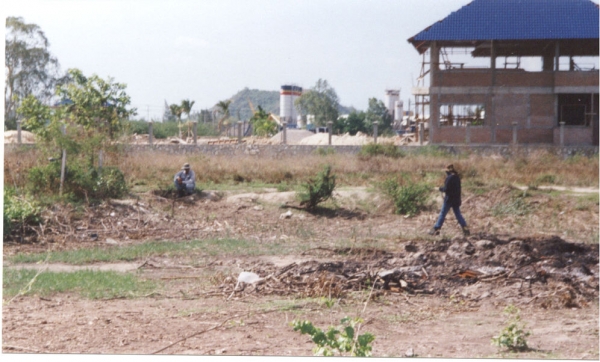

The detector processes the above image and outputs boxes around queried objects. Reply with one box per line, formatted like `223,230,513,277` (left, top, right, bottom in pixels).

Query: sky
5,0,478,121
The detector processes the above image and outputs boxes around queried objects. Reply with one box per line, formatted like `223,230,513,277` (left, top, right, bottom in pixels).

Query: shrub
314,147,336,156
4,188,43,238
28,161,128,202
298,165,336,210
491,305,531,351
380,178,431,216
358,143,405,159
292,317,375,357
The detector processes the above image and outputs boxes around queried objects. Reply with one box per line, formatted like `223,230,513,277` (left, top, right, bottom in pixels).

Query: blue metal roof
410,0,599,42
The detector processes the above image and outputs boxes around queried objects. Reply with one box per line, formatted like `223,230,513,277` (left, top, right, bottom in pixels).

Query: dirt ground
3,186,599,358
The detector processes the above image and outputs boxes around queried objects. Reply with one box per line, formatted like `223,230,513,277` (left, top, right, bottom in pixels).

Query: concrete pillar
512,122,518,145
465,122,471,144
419,122,425,146
373,121,379,144
282,122,287,145
559,122,565,146
237,121,242,143
148,122,153,146
327,121,333,145
193,121,197,144
16,120,22,144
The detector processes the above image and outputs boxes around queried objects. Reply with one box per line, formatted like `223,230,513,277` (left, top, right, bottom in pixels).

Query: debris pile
219,237,599,308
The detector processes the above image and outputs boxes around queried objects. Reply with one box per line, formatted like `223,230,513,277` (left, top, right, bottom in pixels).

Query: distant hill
208,87,357,121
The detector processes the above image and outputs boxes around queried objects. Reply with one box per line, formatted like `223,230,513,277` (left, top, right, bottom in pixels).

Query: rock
463,242,475,255
405,347,414,357
106,238,118,245
253,205,264,211
238,272,261,284
279,210,293,219
476,239,495,250
404,242,418,253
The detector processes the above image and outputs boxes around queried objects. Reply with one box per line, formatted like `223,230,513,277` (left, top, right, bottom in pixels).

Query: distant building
408,0,599,145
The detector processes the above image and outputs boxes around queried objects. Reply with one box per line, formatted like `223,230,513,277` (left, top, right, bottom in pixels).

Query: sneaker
428,228,440,236
462,226,470,236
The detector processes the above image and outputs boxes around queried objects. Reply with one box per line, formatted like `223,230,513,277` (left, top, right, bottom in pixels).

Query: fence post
560,121,565,147
464,122,471,144
17,120,22,144
327,121,333,145
373,121,379,144
282,122,288,144
60,124,67,196
419,122,425,146
148,122,153,145
237,121,243,143
193,121,197,145
512,122,518,145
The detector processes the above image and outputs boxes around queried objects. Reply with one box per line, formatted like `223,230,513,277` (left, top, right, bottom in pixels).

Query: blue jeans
174,181,195,195
434,200,467,229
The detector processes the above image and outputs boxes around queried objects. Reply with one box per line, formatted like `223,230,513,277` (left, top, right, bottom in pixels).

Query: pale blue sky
5,0,475,120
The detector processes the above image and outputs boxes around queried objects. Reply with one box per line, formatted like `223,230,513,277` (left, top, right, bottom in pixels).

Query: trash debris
279,210,293,219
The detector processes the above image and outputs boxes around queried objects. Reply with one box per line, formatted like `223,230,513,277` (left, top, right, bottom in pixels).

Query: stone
279,210,293,219
476,239,495,250
106,238,118,245
405,348,414,357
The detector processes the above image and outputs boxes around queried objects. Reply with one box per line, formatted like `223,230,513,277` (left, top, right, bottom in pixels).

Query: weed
314,147,336,156
491,305,531,351
490,195,530,217
292,317,375,357
3,188,43,238
298,165,336,210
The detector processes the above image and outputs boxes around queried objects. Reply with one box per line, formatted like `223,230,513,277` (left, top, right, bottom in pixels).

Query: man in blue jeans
428,164,470,236
174,163,196,197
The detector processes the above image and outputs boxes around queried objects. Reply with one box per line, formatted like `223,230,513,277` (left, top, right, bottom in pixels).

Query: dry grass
4,147,598,192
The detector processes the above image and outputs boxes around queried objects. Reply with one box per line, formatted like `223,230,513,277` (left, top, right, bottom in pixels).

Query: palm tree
215,99,232,133
180,99,196,138
169,104,184,138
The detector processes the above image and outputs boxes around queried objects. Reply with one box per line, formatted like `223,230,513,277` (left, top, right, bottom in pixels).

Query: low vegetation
491,305,531,351
298,164,337,210
379,177,431,216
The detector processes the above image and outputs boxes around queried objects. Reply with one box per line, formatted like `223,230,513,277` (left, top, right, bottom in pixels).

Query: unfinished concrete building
408,0,599,146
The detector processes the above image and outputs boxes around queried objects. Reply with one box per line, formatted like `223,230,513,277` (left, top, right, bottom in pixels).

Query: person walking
428,164,470,236
174,162,196,197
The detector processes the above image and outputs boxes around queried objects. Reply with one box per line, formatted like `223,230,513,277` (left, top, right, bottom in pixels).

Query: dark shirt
439,171,461,206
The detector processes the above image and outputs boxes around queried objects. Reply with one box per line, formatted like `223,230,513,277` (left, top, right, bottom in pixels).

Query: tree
215,99,232,132
5,16,64,129
17,68,135,201
295,79,339,127
163,100,175,122
337,111,367,135
249,105,277,136
180,99,195,120
365,98,393,135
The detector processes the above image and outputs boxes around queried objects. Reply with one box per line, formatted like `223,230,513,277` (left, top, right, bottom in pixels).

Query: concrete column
237,121,242,143
148,122,153,146
512,122,518,145
282,122,287,145
16,120,22,144
373,121,379,144
193,122,197,144
327,121,333,145
419,122,425,146
465,122,471,144
559,122,565,146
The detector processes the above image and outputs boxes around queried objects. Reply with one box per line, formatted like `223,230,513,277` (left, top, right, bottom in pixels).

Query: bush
28,161,128,202
4,188,43,238
298,165,336,210
380,178,431,216
358,143,405,159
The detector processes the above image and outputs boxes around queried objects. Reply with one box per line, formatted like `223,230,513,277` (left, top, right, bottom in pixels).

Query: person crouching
174,163,196,197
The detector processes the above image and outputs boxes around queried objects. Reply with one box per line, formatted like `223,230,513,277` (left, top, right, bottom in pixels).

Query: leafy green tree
365,98,393,135
17,68,135,201
295,79,339,127
249,105,277,136
169,104,183,122
337,110,367,135
5,16,65,129
180,99,195,120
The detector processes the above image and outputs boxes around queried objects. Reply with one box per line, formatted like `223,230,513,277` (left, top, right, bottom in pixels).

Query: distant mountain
208,87,357,121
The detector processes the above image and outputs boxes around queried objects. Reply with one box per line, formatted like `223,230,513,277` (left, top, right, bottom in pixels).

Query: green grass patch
9,238,307,265
3,268,156,300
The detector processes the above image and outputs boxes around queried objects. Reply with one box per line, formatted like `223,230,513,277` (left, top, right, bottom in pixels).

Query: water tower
280,85,302,127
